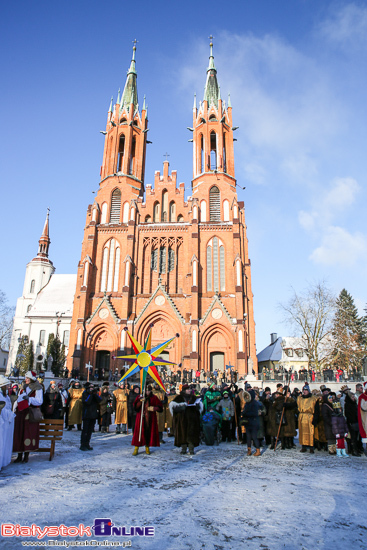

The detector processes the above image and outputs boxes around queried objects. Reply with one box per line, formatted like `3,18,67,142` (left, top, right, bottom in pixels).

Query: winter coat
271,395,297,438
99,390,113,417
257,401,266,439
216,397,234,421
82,389,101,420
321,398,335,441
344,392,359,426
331,413,348,437
358,393,367,440
241,391,260,431
169,393,203,447
296,394,318,446
314,399,327,443
43,387,63,419
203,390,222,412
152,389,167,432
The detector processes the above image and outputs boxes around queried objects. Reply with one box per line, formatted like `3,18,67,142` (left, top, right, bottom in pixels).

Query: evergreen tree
24,340,35,374
331,289,366,373
44,333,66,376
14,335,28,375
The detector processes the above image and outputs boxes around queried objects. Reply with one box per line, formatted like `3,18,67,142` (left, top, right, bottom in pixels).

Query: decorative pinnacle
108,96,113,112
117,88,121,104
193,92,197,109
143,94,146,110
228,92,232,107
208,35,215,70
132,38,138,60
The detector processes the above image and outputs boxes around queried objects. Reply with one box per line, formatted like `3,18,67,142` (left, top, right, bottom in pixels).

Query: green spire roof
121,41,138,110
203,37,219,107
108,96,113,113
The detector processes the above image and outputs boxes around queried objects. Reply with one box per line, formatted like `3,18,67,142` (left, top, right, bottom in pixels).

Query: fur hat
0,375,10,387
24,371,37,381
181,384,190,392
102,381,110,386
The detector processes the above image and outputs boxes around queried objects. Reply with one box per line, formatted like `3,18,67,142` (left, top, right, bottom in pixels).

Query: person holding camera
80,382,101,451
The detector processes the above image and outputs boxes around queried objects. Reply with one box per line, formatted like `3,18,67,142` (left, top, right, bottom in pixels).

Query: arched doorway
96,350,110,380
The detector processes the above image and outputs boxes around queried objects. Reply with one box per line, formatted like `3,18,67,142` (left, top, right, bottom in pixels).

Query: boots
247,448,252,456
145,446,151,455
77,424,82,431
132,446,139,456
270,438,275,450
300,446,307,453
254,448,261,457
101,426,106,433
336,448,342,457
180,445,187,455
309,447,314,454
22,452,29,463
341,448,349,458
116,425,121,434
14,453,23,463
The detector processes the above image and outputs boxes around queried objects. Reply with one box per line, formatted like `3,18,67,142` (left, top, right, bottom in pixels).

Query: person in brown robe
113,381,129,434
13,371,44,464
132,385,163,455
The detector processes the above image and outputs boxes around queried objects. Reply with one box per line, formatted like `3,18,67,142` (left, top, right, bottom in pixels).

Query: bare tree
0,290,14,350
279,281,336,370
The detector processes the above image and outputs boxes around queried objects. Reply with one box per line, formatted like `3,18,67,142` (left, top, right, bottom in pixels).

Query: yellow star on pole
115,328,178,392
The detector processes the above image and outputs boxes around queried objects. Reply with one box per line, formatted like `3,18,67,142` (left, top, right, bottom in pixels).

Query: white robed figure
0,375,16,470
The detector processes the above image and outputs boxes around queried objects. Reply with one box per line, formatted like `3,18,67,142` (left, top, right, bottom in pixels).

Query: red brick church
66,40,257,379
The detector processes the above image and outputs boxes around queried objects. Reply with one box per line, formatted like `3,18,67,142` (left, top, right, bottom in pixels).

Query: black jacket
82,389,102,420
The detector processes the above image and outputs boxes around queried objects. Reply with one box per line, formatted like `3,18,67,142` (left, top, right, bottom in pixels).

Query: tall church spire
37,208,51,259
121,40,138,109
203,36,219,107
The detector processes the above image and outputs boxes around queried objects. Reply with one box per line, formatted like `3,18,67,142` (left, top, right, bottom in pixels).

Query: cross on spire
163,152,170,161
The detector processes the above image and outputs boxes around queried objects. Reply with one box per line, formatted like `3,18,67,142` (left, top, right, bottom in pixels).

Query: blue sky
1,0,366,353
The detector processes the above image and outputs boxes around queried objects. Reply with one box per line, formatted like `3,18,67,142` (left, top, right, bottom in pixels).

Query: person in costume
152,382,167,444
0,375,15,470
216,390,234,443
170,384,202,455
358,381,367,452
43,380,63,419
67,380,83,430
13,371,43,463
99,382,113,433
132,384,163,455
296,385,318,454
113,381,129,434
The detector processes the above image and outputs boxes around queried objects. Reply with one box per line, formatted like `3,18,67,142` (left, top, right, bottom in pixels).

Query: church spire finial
121,39,139,109
37,208,51,259
203,35,219,107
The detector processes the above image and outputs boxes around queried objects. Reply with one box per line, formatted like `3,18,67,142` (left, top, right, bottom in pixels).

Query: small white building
7,212,76,375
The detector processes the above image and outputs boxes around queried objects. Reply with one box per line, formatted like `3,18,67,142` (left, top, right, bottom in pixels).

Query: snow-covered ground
1,427,366,550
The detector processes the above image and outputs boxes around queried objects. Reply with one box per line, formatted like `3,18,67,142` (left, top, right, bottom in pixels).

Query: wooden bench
36,419,64,461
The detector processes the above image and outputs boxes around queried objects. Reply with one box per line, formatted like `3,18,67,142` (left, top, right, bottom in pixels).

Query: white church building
7,212,76,375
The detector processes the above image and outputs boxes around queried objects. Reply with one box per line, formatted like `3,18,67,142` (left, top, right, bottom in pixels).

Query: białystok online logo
1,520,154,539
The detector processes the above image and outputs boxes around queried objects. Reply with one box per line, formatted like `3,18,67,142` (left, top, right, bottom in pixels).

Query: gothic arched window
30,280,35,293
200,134,204,173
129,137,136,175
206,237,225,292
110,189,121,223
100,238,120,292
101,202,108,224
210,132,217,170
117,134,125,172
169,201,176,222
209,186,220,221
153,202,160,223
223,133,227,173
161,190,168,222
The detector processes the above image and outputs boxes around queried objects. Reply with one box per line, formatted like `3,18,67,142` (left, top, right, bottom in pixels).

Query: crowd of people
0,371,367,468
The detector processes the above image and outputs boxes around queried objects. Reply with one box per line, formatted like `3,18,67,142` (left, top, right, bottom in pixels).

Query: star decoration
116,328,178,393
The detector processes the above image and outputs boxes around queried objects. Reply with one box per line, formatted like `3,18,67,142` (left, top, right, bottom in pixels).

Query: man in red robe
132,385,163,455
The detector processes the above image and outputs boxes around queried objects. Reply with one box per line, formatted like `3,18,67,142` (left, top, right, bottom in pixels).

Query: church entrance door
96,350,110,381
210,351,224,372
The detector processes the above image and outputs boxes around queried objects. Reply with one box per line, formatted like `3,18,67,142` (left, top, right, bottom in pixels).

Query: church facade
66,41,257,379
